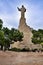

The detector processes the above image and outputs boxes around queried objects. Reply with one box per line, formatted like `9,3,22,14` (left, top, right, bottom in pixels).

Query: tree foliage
0,19,23,50
9,28,23,41
0,19,3,30
32,29,43,45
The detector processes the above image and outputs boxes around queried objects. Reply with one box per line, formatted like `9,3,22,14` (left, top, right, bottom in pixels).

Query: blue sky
0,0,43,30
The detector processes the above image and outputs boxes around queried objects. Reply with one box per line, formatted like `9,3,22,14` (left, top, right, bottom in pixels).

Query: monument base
19,17,33,44
11,18,42,49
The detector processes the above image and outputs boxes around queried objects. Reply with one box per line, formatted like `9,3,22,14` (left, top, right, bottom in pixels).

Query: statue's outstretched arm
17,7,21,11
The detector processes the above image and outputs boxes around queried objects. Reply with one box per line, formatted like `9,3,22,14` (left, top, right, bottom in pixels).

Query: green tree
13,30,23,41
4,36,11,51
0,19,3,30
0,30,4,50
32,29,43,44
0,19,23,51
3,27,10,35
9,28,23,42
3,27,11,50
3,27,23,50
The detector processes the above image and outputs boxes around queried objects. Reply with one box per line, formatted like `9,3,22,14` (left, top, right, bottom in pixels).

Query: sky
0,0,43,30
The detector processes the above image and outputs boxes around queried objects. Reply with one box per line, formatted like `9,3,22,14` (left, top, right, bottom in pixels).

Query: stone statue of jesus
17,5,26,18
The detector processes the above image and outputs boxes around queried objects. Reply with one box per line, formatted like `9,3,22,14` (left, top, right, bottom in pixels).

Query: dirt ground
0,51,43,65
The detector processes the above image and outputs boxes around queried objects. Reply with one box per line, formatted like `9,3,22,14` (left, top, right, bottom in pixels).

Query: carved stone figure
17,5,26,18
11,5,42,50
17,5,33,48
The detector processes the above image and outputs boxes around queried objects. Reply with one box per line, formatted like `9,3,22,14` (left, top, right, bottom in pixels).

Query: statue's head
22,5,24,8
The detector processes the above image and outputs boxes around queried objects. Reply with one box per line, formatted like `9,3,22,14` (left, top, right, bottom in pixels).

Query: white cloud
25,4,43,30
0,0,43,30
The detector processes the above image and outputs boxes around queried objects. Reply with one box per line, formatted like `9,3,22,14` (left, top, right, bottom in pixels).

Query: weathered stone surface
11,5,42,49
18,18,33,47
11,5,33,49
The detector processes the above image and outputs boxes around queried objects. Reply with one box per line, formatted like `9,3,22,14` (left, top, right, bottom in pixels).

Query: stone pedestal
18,18,31,32
11,17,33,49
11,17,42,49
